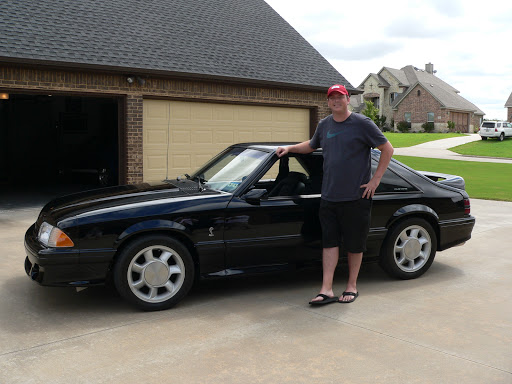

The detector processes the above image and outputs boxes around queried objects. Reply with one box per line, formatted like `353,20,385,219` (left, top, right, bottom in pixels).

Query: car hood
38,180,224,224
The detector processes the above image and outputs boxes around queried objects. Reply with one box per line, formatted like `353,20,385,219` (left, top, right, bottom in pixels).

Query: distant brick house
505,92,512,122
353,63,484,133
0,0,357,189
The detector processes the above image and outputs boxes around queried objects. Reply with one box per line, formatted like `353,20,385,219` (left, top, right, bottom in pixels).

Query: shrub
396,121,411,133
447,121,456,131
422,122,435,133
362,101,379,126
378,115,387,129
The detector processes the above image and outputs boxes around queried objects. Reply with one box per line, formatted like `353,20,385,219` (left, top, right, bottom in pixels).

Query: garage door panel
253,110,272,122
146,130,168,145
213,106,235,121
145,100,169,120
171,154,192,169
144,100,309,182
215,130,235,144
171,130,191,144
192,130,213,144
170,104,190,120
191,104,213,120
272,131,293,142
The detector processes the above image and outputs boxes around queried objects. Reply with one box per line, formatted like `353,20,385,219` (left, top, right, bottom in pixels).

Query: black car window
372,161,418,193
251,155,325,197
262,156,309,181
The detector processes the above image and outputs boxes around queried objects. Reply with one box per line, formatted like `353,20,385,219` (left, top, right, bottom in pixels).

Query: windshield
190,147,271,192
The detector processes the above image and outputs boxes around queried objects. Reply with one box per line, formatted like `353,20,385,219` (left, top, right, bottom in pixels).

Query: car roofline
230,142,323,154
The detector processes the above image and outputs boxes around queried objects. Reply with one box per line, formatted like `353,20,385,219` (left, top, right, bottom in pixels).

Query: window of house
427,112,434,122
390,92,398,104
404,112,411,128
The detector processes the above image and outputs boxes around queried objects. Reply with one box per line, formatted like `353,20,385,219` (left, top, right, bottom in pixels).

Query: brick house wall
471,114,482,132
508,107,512,122
393,84,446,132
0,65,331,183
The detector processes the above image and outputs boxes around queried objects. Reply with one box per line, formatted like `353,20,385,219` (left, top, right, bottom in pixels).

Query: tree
361,100,380,126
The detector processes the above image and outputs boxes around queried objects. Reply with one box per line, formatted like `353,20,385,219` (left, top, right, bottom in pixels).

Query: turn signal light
49,228,75,247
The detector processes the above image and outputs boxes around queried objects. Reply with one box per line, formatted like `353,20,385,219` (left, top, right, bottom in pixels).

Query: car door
223,155,322,271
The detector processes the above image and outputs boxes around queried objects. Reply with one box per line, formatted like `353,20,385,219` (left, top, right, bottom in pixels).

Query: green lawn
383,132,466,148
393,155,512,202
450,139,512,159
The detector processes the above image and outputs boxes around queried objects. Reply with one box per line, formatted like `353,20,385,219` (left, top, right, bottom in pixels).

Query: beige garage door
143,100,310,182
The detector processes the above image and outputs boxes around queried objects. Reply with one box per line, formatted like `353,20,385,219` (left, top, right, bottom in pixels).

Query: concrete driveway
1,197,511,384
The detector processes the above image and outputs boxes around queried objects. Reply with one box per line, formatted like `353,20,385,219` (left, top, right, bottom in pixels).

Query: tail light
464,198,471,215
495,128,498,132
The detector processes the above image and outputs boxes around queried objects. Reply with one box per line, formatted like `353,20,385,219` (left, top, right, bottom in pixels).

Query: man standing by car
276,84,394,304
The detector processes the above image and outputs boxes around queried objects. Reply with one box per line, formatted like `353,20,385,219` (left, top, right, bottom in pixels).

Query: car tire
481,136,487,140
380,218,437,280
499,133,504,141
114,235,195,311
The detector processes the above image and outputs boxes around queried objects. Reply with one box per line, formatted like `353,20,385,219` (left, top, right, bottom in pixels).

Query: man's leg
310,246,339,302
339,251,362,302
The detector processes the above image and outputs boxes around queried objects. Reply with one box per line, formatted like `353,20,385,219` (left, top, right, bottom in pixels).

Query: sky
265,0,512,120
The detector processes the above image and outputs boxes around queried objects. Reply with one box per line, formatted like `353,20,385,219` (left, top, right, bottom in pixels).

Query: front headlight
38,222,74,247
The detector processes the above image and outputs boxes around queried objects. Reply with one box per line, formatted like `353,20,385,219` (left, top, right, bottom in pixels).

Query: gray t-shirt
309,113,388,202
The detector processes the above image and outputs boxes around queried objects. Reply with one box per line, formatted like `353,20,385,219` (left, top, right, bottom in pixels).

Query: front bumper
24,224,114,287
438,215,476,250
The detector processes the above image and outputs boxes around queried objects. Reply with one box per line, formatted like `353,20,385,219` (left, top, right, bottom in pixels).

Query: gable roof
380,67,409,87
505,92,512,107
357,73,390,89
391,65,484,115
0,0,355,91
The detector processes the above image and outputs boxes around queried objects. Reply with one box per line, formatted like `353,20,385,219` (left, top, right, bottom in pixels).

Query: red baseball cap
327,84,349,97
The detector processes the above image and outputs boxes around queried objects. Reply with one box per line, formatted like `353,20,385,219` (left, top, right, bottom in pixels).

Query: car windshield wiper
176,174,191,181
191,175,207,192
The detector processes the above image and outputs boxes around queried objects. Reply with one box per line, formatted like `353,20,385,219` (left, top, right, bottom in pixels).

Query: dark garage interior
0,93,119,203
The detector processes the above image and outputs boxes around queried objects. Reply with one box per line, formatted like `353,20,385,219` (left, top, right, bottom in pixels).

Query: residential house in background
505,92,512,122
355,63,485,132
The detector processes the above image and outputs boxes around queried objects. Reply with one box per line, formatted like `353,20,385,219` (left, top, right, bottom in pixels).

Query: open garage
0,93,119,191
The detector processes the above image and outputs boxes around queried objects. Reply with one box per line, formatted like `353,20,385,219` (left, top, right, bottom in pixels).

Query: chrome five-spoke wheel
392,225,431,273
114,235,194,311
381,218,437,280
128,245,185,303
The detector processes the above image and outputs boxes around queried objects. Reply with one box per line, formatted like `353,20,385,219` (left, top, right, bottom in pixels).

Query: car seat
268,172,307,197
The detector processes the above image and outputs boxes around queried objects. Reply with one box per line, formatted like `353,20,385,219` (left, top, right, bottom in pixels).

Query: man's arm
276,140,315,158
361,141,394,199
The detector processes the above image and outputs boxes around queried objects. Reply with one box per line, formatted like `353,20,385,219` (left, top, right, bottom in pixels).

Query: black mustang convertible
25,143,475,310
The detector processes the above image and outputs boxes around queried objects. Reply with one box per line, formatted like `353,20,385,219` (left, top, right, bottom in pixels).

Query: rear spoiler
417,171,466,190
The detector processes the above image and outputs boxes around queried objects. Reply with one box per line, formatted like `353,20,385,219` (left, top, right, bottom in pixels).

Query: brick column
125,94,143,184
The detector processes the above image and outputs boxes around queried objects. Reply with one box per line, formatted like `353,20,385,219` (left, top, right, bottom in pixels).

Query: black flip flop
309,294,339,305
339,291,359,303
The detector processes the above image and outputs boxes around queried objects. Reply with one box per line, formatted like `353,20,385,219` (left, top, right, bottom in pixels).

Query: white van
479,121,512,141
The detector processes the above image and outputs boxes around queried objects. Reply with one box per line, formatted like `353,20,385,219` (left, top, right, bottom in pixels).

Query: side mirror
243,189,268,205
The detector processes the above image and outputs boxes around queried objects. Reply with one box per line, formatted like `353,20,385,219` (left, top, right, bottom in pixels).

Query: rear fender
389,204,439,227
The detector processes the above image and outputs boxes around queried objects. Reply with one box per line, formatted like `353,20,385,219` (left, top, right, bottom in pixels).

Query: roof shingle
0,0,355,91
